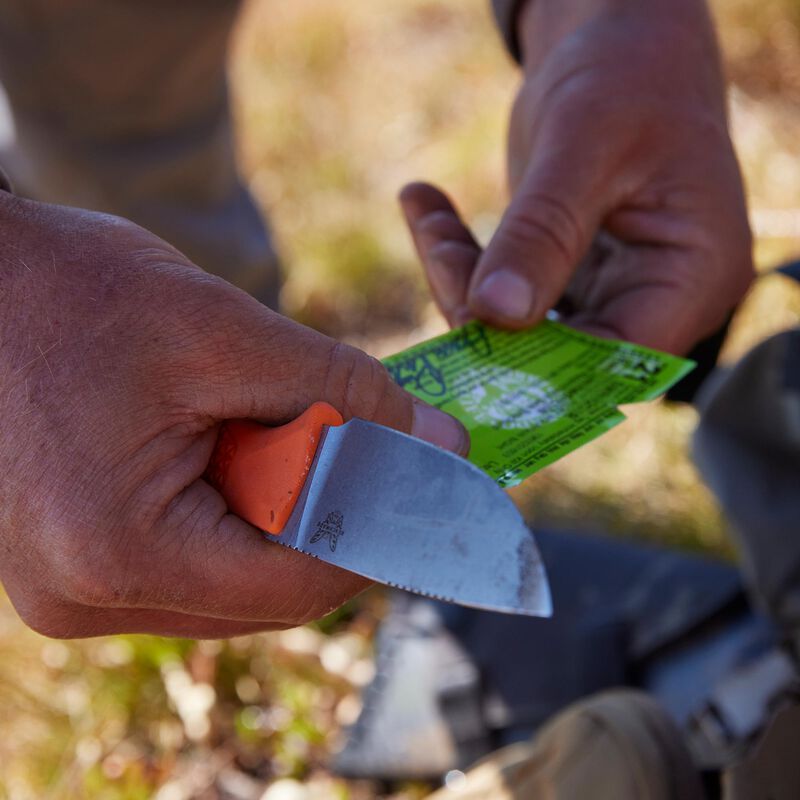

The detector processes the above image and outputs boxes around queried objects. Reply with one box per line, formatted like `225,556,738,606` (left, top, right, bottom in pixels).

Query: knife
206,402,551,616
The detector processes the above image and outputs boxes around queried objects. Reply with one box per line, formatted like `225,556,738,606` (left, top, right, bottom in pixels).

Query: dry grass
2,0,800,797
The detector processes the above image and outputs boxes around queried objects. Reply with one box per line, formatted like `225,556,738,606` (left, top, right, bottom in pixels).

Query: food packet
383,320,695,487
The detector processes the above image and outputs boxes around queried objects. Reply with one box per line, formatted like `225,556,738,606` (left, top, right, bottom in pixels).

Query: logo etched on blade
310,511,344,552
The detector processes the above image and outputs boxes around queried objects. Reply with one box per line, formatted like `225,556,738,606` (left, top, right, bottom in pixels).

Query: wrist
517,0,715,74
517,0,603,69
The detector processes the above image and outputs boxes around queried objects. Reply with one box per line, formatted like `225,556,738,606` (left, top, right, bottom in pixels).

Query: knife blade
207,402,551,617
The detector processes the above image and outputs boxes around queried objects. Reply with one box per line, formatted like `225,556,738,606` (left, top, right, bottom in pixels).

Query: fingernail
474,269,535,321
412,401,469,456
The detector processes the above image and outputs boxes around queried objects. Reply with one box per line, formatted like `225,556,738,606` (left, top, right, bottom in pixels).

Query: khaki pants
428,689,800,800
0,0,280,307
426,690,705,800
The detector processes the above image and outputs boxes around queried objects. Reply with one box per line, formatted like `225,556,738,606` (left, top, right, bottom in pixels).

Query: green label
383,320,695,487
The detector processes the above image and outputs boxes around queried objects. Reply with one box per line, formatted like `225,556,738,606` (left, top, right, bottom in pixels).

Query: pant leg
425,690,705,800
0,0,280,307
693,329,800,645
723,704,800,800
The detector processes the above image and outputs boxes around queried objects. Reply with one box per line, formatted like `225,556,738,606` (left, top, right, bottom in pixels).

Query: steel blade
272,419,551,616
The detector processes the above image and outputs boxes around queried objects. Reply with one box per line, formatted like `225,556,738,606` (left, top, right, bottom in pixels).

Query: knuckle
60,564,117,608
56,538,130,609
417,210,458,237
32,499,141,611
23,612,74,640
11,595,86,639
427,240,475,266
503,192,583,266
323,343,392,422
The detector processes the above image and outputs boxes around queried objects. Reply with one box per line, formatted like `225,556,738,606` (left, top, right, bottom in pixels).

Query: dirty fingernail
474,269,535,321
411,401,469,456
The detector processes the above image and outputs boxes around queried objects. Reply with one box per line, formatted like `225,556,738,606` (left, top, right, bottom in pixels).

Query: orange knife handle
206,401,344,535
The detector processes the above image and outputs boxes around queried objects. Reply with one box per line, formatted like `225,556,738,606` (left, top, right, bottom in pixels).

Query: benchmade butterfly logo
311,511,344,552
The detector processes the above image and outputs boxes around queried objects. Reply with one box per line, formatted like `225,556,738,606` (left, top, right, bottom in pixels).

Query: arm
0,194,466,638
401,0,753,354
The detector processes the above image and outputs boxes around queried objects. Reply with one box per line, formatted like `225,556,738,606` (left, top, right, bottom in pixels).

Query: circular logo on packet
459,367,568,430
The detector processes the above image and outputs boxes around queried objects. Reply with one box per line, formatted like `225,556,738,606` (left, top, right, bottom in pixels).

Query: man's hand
0,195,467,638
401,0,753,353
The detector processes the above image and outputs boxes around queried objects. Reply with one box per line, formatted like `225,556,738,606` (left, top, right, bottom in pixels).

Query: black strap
775,259,800,284
666,314,734,404
667,259,800,404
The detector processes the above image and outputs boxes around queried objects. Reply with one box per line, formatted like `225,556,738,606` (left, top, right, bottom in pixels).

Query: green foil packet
383,320,695,488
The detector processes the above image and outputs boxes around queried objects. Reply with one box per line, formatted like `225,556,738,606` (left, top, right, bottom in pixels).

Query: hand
0,195,467,638
401,0,753,354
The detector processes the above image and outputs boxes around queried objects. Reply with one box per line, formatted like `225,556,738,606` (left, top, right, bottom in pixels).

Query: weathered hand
0,195,467,638
401,0,752,353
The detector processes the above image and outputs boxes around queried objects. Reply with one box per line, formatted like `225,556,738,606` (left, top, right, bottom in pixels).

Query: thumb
190,286,469,455
468,130,612,329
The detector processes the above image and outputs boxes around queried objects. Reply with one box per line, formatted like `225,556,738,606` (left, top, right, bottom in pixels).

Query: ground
2,0,800,797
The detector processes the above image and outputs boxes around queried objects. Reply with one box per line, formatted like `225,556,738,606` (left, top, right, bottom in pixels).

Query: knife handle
206,401,344,535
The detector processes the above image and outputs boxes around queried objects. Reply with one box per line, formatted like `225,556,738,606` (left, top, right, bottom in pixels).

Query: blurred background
2,0,800,797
